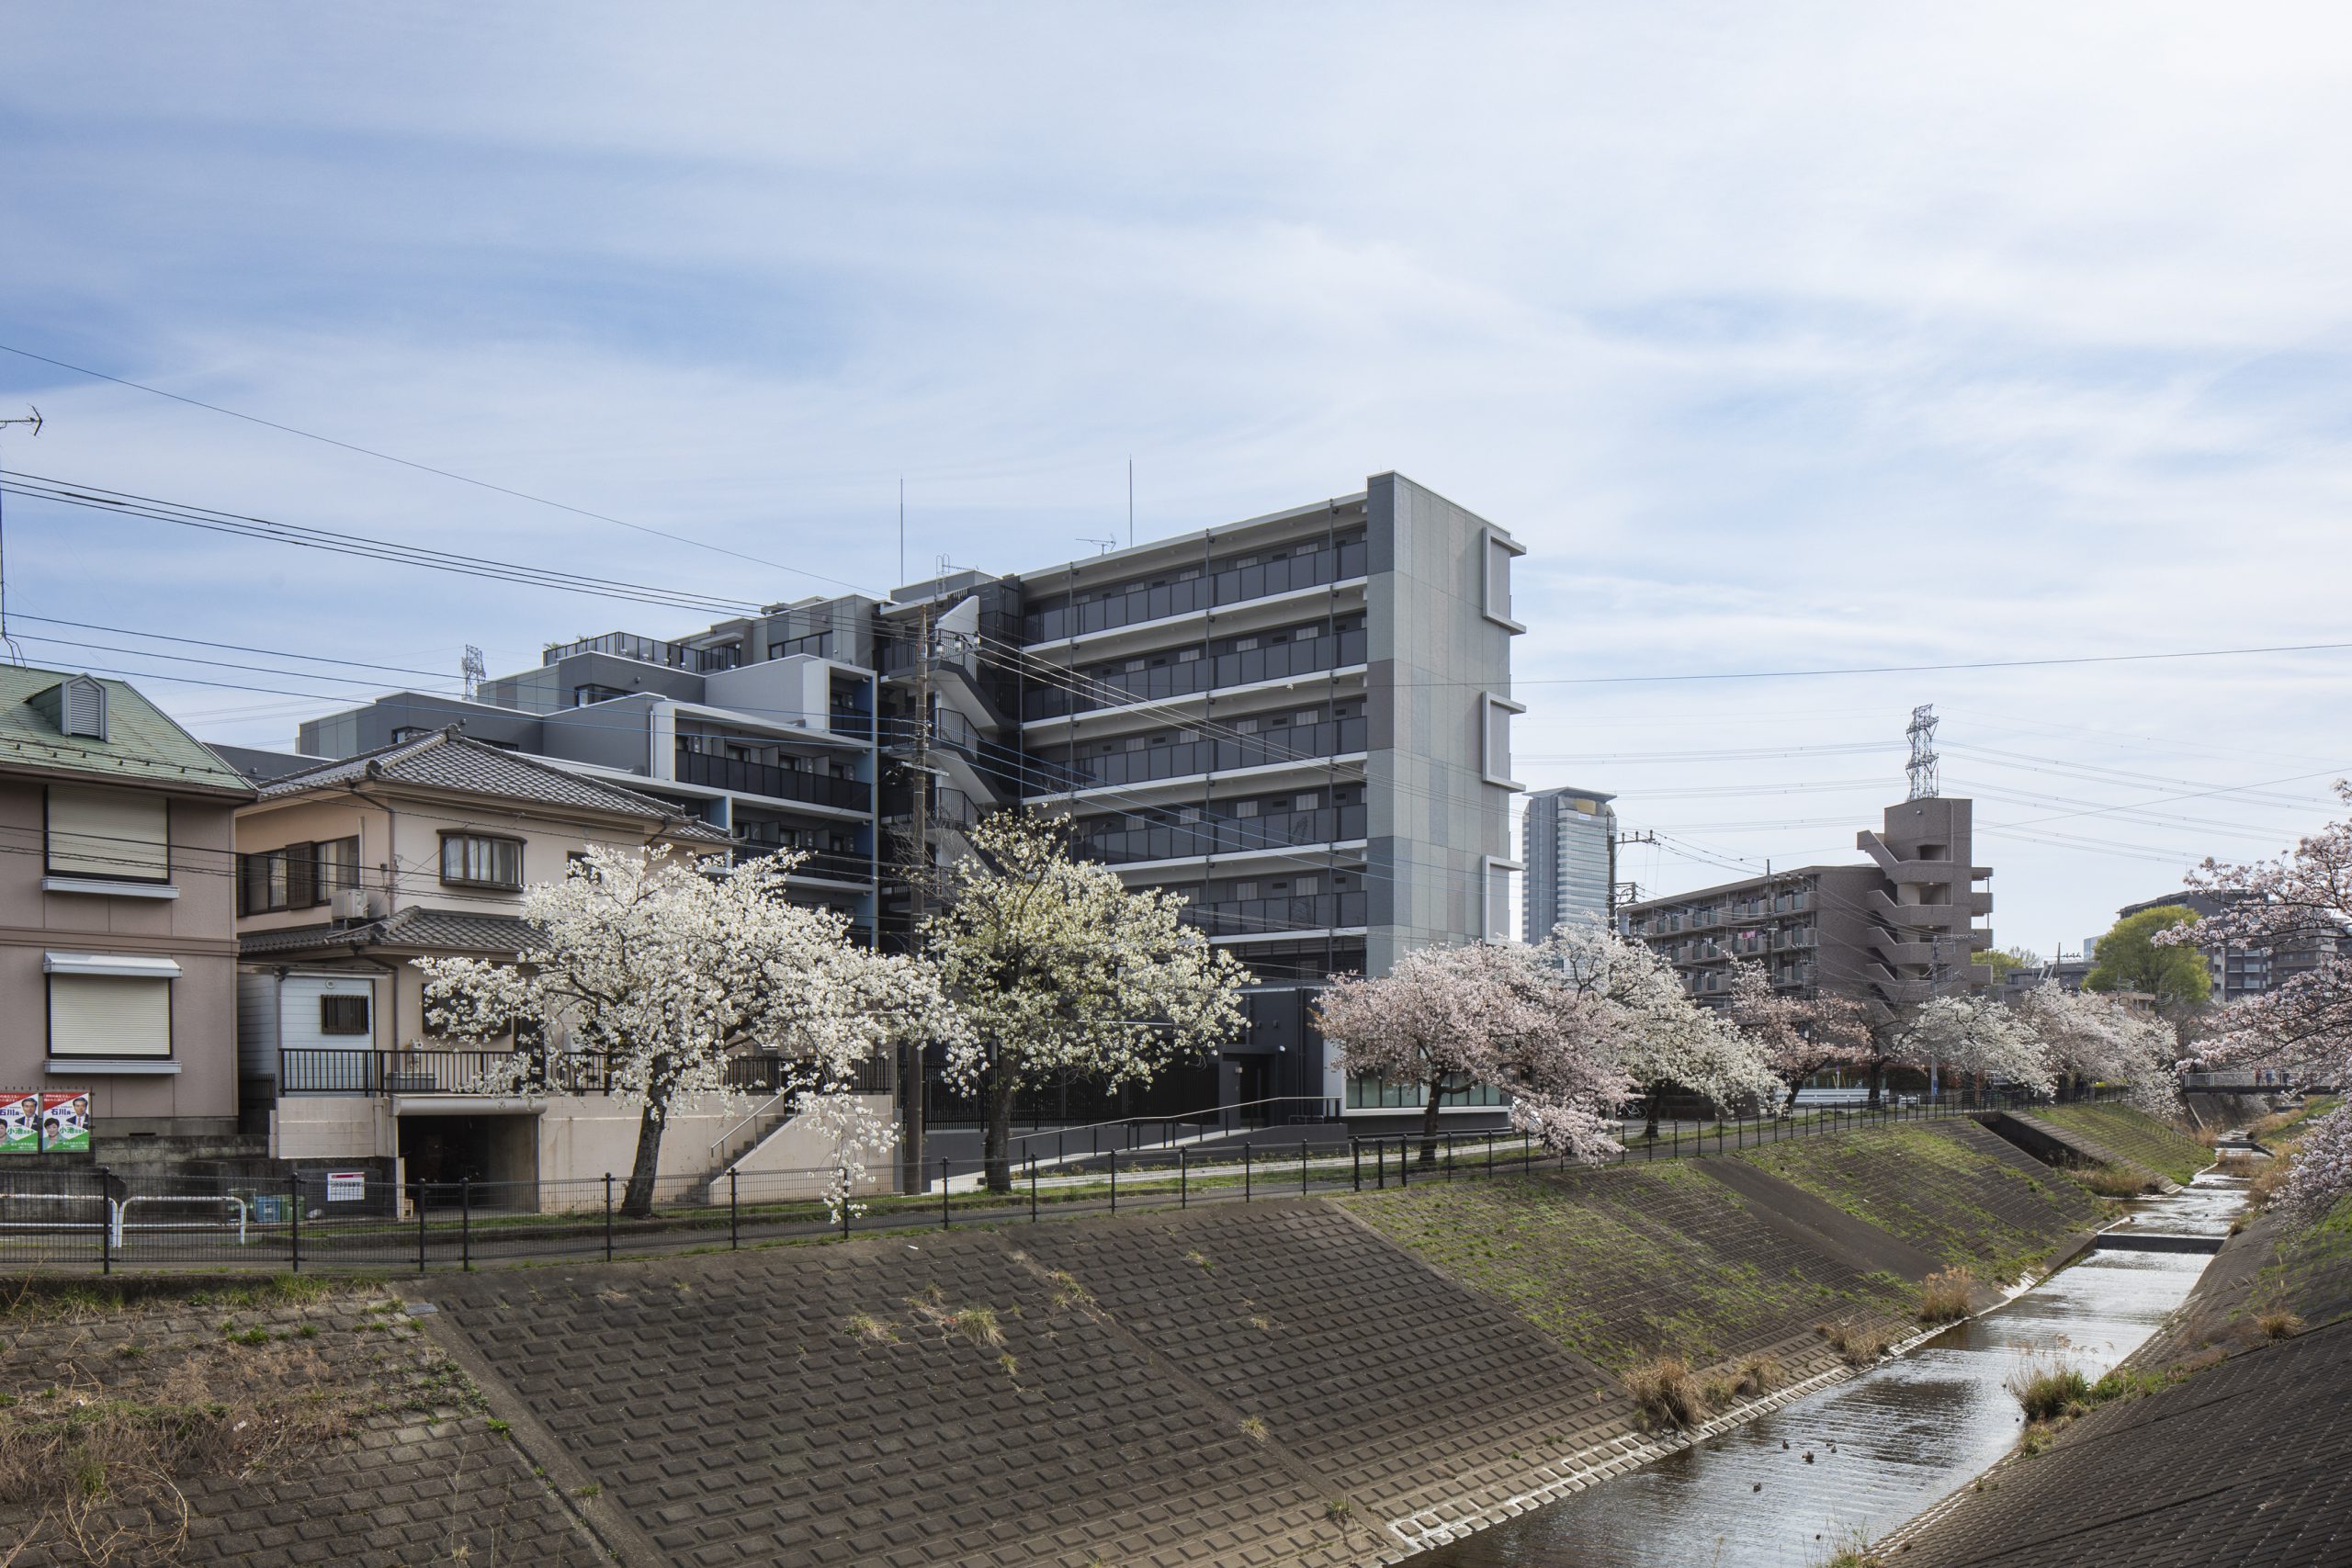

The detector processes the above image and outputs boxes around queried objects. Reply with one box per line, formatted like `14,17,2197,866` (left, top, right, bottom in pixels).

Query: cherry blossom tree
1546,925,1780,1139
1726,960,1875,1110
1895,993,2054,1098
416,844,961,1218
2011,983,2179,1113
925,814,1249,1191
1316,939,1630,1166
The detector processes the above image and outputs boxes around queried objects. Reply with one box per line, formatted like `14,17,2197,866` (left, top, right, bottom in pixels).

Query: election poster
0,1091,38,1154
39,1091,91,1153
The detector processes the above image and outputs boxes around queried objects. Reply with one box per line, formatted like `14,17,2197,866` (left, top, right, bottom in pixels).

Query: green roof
0,666,251,795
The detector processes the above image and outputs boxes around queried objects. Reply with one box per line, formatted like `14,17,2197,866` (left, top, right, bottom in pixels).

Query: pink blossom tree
1315,940,1629,1166
1726,961,1875,1110
1545,925,1780,1140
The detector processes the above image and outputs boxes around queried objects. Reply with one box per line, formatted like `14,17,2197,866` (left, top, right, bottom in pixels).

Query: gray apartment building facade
2114,890,2348,1003
277,472,1522,1123
1521,786,1616,943
1620,795,1995,1025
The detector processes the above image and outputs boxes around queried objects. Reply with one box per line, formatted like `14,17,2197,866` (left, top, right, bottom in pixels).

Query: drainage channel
1413,1169,2248,1566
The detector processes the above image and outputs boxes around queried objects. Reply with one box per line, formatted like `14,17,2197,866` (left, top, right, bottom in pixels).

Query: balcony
1023,628,1369,722
545,631,738,674
1076,805,1368,866
277,1048,891,1098
1031,716,1370,794
1181,890,1368,938
732,834,874,886
1023,537,1369,643
674,745,868,810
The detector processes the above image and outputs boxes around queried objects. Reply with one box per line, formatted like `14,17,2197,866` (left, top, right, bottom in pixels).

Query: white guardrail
0,1191,247,1251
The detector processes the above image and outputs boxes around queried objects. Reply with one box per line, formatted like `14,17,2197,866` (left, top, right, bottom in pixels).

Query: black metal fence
0,1086,2089,1278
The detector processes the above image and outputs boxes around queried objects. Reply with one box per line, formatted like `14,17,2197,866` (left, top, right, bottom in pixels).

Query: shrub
1624,1355,1711,1428
1918,1268,1974,1325
2246,1157,2296,1212
2008,1362,2090,1422
2211,1152,2262,1178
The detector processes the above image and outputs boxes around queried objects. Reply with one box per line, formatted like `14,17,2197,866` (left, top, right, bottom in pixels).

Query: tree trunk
983,1071,1017,1193
1783,1078,1802,1111
1867,1058,1885,1110
620,1095,666,1219
1644,1082,1662,1142
1419,1072,1446,1166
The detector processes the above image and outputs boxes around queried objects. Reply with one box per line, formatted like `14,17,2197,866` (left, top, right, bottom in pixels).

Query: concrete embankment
0,1111,2144,1567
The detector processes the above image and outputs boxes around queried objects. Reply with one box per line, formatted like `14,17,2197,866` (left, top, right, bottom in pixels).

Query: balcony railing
1076,805,1367,866
675,745,869,810
545,632,738,673
1180,890,1368,937
733,837,874,885
1029,716,1369,793
1023,629,1369,721
1023,537,1369,642
277,1048,892,1098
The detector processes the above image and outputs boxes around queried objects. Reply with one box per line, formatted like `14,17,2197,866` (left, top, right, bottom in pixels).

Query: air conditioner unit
331,887,381,921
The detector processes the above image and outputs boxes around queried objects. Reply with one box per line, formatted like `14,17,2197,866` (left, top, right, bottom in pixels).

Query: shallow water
1418,1176,2240,1567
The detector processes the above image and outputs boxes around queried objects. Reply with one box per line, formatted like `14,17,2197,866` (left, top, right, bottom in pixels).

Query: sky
4,1,2351,955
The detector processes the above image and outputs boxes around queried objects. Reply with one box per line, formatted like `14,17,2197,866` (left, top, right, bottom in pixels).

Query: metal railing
0,1086,2094,1278
1010,1095,1342,1162
673,747,868,810
276,1049,889,1099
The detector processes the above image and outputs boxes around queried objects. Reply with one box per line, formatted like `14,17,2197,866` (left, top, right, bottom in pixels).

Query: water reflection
1419,1179,2234,1567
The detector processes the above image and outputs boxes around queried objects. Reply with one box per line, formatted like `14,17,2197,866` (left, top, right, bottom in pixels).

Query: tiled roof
258,729,729,840
239,907,542,959
0,666,252,795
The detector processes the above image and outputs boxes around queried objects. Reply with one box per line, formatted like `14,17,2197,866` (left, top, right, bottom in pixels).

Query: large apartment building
1620,795,1994,1025
2114,890,2349,1004
1521,785,1616,942
277,472,1523,1124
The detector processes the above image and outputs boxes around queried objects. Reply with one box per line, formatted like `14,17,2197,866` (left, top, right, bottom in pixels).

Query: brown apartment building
0,668,253,1138
1620,795,1995,1025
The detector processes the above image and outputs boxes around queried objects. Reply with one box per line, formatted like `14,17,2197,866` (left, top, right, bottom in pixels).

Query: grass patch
1918,1267,1974,1325
2072,1163,2160,1199
2031,1104,2210,1186
1818,1319,1893,1367
2008,1362,2091,1422
1732,1352,1781,1395
2255,1308,2305,1339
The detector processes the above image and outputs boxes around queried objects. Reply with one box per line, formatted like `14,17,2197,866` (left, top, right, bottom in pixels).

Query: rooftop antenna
461,645,487,701
1127,457,1134,550
0,406,43,666
898,476,905,591
1078,536,1116,556
1905,704,1940,800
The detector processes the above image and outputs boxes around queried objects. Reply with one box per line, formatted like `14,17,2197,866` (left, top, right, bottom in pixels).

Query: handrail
709,1091,791,1156
1011,1095,1340,1160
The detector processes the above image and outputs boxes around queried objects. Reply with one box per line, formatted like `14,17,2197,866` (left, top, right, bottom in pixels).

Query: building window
48,969,174,1059
47,785,168,883
320,995,371,1036
1480,694,1523,786
440,834,525,889
316,836,360,895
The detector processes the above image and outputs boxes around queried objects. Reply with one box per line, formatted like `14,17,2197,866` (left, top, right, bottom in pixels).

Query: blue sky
6,1,2352,953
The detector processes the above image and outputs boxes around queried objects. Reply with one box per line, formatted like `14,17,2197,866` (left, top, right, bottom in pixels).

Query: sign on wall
325,1171,366,1202
0,1090,38,1153
39,1092,91,1153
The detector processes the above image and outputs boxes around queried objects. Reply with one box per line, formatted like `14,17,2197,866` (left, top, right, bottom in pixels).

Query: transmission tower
460,645,487,702
1905,704,1940,800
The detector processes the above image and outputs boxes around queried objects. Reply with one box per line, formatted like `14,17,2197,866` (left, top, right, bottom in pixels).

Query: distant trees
1971,946,2041,980
2085,906,2212,1013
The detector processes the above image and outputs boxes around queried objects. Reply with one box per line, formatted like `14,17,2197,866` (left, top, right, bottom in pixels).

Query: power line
0,342,881,597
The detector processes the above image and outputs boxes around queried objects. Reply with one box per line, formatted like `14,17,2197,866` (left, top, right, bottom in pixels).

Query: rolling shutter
50,975,173,1057
48,786,168,881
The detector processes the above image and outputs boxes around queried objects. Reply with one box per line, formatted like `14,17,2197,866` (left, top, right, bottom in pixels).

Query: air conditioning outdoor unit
331,887,381,921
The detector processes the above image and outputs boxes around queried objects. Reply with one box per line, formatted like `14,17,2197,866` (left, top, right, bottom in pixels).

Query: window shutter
287,842,316,908
48,787,168,880
50,975,172,1057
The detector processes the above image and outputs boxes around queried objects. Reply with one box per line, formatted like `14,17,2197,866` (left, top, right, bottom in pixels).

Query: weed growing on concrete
1701,1376,1736,1408
1045,1270,1095,1312
1324,1497,1353,1521
1817,1321,1892,1367
2007,1359,2091,1422
1732,1353,1781,1395
997,1353,1019,1378
950,1307,1003,1348
2212,1153,2262,1179
1917,1268,1975,1325
1817,1530,1884,1567
1183,1249,1214,1272
1239,1416,1268,1444
1247,1314,1273,1332
2255,1308,2306,1339
1623,1356,1710,1428
844,1312,899,1345
2072,1163,2157,1199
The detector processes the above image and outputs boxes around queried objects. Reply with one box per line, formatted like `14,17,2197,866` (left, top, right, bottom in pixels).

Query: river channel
1418,1168,2246,1567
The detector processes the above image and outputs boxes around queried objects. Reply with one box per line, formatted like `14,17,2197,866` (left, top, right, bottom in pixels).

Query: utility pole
0,407,42,665
897,599,936,1196
1609,828,1657,923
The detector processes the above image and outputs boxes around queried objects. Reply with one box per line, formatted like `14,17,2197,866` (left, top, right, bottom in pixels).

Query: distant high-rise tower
1521,786,1617,942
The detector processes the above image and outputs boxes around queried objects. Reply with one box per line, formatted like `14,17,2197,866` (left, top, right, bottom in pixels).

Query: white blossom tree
1546,924,1781,1139
1316,939,1631,1166
2155,785,2352,1217
925,814,1250,1192
1725,960,1876,1110
1895,993,2054,1098
2011,983,2180,1114
416,844,962,1217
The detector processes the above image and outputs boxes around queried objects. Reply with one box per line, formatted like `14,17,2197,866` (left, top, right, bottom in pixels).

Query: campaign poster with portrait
0,1091,38,1154
39,1091,91,1153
